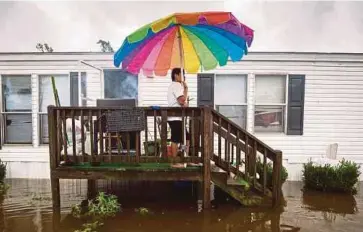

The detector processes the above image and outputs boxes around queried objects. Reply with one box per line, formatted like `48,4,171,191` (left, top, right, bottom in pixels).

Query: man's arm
175,83,188,107
182,81,188,106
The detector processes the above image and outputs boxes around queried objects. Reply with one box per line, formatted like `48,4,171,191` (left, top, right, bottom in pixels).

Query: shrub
0,159,7,195
302,159,361,194
256,157,288,188
0,159,6,183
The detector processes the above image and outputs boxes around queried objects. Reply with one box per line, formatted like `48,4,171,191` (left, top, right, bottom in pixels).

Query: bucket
167,145,172,156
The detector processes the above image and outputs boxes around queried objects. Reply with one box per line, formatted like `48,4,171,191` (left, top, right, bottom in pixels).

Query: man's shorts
168,120,191,144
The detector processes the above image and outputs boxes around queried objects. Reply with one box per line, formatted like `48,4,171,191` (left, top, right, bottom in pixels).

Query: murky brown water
0,179,362,232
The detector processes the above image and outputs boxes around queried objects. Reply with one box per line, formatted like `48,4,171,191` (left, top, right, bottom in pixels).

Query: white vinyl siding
0,52,362,180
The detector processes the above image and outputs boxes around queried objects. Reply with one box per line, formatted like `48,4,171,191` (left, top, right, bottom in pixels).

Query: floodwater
0,179,362,232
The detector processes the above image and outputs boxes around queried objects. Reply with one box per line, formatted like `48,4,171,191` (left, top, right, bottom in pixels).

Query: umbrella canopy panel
114,12,254,76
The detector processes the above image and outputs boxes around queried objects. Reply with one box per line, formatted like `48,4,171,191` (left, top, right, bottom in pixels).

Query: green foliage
97,40,114,52
74,221,104,232
134,207,150,215
0,159,6,183
71,204,82,219
72,192,120,232
256,157,288,187
0,159,8,195
36,43,53,52
71,192,121,219
87,192,120,218
0,183,9,195
303,159,361,194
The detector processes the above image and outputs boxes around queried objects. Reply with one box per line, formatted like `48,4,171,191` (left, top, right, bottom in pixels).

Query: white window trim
0,72,85,147
102,68,139,103
38,72,86,144
38,73,71,113
214,73,249,107
102,68,119,99
38,73,70,145
214,73,249,129
253,74,289,134
0,74,33,145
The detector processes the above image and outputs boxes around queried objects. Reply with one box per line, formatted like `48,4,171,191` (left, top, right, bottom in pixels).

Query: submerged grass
71,192,121,232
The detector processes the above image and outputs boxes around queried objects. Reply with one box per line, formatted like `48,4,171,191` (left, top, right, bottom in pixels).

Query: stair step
211,175,264,207
211,164,227,173
227,176,250,188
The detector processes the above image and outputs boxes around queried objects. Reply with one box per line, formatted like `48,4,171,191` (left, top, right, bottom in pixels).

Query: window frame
214,73,248,129
102,68,139,101
0,74,33,144
38,72,85,144
254,74,289,134
38,73,71,144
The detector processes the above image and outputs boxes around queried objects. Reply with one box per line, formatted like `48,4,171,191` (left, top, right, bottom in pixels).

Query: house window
104,69,138,100
38,73,83,144
254,75,286,132
81,72,87,106
39,74,70,144
215,74,247,129
1,75,32,144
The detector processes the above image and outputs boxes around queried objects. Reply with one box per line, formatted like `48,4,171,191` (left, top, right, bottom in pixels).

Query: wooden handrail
210,109,282,207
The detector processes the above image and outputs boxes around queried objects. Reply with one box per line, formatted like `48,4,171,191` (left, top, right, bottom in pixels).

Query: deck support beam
272,150,283,207
87,180,97,199
202,107,212,209
51,177,60,232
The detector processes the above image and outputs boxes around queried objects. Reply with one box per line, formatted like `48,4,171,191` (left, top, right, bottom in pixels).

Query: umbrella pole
177,26,187,157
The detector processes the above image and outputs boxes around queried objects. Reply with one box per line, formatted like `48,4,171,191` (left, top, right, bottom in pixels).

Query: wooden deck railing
47,106,207,167
47,106,282,207
211,110,283,206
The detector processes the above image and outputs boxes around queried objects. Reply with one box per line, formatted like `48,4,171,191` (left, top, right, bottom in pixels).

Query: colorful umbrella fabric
114,12,254,76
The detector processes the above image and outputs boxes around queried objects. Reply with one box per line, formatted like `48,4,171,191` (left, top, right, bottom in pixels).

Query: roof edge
1,51,363,56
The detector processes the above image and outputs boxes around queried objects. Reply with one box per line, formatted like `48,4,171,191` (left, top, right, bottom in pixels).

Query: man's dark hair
171,68,185,81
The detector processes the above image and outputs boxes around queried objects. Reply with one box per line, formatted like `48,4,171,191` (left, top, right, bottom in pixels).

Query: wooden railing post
47,105,61,230
161,110,168,158
202,107,212,209
272,150,283,207
48,105,58,170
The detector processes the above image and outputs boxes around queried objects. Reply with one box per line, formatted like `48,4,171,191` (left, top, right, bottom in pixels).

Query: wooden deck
47,106,283,223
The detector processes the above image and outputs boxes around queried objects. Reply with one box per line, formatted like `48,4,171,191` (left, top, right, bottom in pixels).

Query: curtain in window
255,75,286,132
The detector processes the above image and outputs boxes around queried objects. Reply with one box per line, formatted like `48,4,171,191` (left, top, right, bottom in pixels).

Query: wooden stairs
211,164,272,207
208,109,283,208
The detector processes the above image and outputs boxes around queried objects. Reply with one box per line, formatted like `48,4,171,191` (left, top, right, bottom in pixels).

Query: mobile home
0,52,362,180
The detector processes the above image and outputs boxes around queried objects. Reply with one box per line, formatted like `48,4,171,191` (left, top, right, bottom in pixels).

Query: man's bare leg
171,142,178,157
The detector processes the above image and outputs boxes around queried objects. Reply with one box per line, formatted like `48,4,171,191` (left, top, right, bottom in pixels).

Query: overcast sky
1,0,363,53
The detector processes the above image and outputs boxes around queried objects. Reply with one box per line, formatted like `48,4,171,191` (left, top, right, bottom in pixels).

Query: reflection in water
302,190,358,223
0,180,362,232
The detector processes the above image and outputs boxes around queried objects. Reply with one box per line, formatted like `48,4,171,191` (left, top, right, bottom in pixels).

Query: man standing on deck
167,68,190,162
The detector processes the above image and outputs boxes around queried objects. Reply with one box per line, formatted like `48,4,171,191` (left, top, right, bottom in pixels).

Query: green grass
70,162,200,171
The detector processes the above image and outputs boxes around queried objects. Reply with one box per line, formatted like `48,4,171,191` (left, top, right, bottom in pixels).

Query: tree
36,43,54,52
97,40,114,52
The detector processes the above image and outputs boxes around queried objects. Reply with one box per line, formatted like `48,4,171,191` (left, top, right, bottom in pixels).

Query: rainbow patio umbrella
114,11,254,76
